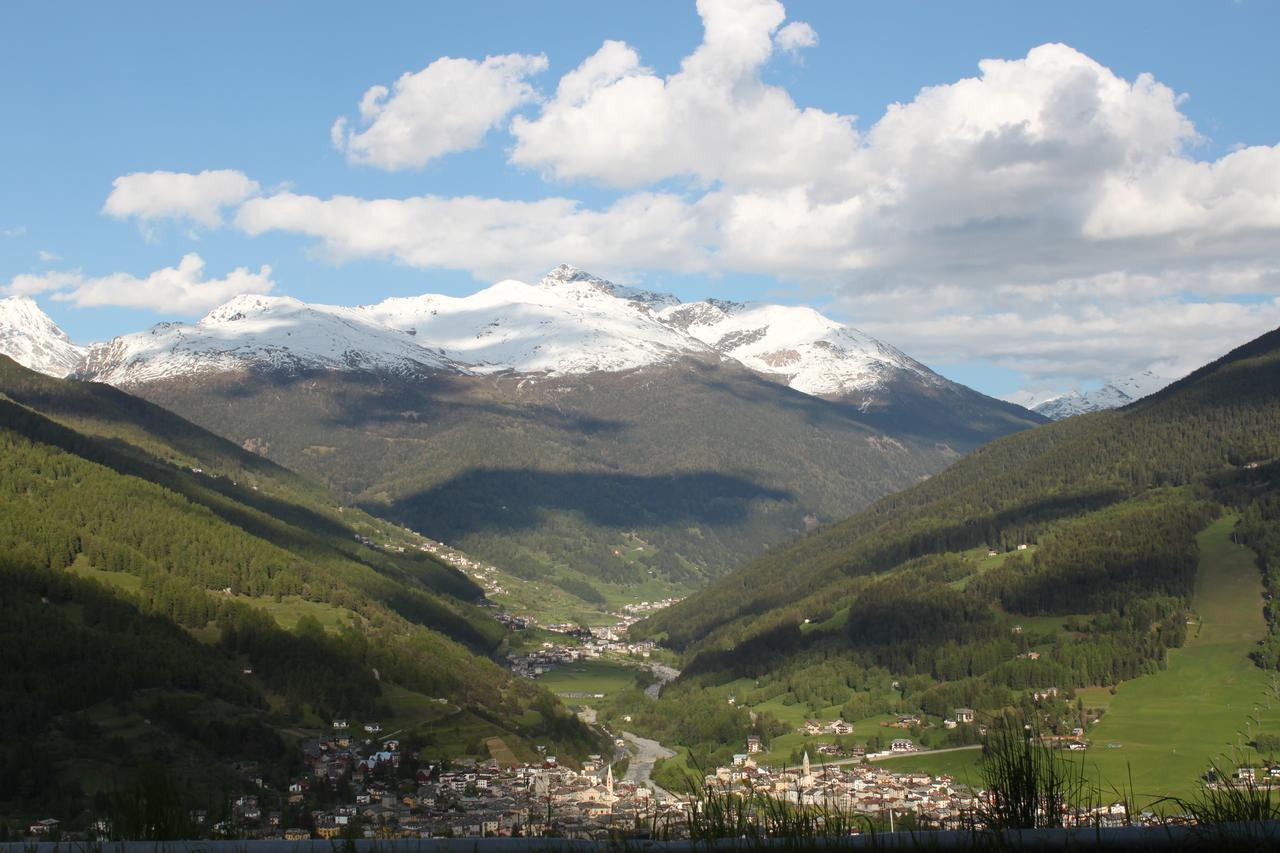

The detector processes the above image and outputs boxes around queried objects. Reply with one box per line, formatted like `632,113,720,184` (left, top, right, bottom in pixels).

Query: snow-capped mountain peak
656,298,938,398
199,293,308,326
537,263,681,311
0,295,85,377
357,266,705,375
1020,369,1177,420
82,292,455,385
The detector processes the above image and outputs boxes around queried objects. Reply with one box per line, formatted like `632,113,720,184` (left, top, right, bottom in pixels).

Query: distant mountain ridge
1010,370,1176,420
2,265,1026,416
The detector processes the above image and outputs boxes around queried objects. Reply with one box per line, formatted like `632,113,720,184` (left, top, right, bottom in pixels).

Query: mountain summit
0,296,85,377
659,298,938,403
353,265,703,375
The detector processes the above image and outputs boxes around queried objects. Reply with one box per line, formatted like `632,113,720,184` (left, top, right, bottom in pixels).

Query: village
503,600,676,680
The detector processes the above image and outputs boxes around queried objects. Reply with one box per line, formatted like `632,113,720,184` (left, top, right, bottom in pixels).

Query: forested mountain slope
604,329,1280,780
0,356,597,816
640,327,1280,655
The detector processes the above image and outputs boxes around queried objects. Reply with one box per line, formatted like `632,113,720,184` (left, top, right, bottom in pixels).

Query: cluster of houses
702,752,1179,830
802,718,856,736
704,752,979,827
284,754,682,840
412,537,509,597
506,610,669,681
620,598,683,616
508,643,590,680
294,755,671,840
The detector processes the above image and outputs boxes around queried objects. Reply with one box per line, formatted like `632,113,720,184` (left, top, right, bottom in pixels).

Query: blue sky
3,0,1279,399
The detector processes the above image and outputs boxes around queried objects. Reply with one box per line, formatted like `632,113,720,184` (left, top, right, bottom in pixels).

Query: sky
3,0,1280,401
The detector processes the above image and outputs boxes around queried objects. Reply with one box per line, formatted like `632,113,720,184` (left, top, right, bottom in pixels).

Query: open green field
800,605,850,635
230,593,355,632
382,683,459,732
876,747,984,780
66,558,144,594
482,539,695,627
1076,685,1115,711
536,658,642,700
379,682,550,764
1013,613,1088,640
950,545,1039,590
1067,515,1280,805
485,736,519,767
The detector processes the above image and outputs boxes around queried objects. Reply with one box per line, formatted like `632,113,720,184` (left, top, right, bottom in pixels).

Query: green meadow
875,747,983,779
1067,516,1280,805
535,658,643,700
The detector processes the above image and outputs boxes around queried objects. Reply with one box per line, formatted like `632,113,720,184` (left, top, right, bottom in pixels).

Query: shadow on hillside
381,468,794,535
209,368,630,436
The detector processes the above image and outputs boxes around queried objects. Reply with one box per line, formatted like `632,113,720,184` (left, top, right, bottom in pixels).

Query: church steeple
606,762,615,795
802,751,811,777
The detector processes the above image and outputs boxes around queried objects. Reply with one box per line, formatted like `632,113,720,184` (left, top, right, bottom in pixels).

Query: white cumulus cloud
510,0,857,189
774,21,817,53
333,53,548,170
7,254,274,315
103,170,260,228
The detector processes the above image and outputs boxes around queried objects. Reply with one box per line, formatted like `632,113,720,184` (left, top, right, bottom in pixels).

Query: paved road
644,664,681,700
780,743,983,772
621,730,678,797
869,743,983,762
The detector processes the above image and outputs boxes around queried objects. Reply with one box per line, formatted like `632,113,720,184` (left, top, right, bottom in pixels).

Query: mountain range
0,267,1047,608
3,265,965,406
0,266,1173,422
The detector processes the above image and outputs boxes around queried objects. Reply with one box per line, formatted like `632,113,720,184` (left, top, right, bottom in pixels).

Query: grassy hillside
1071,517,1280,803
0,356,601,819
135,358,1041,605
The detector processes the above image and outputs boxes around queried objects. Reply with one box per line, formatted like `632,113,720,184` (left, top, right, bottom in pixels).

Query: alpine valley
1,266,1044,619
5,263,1266,824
